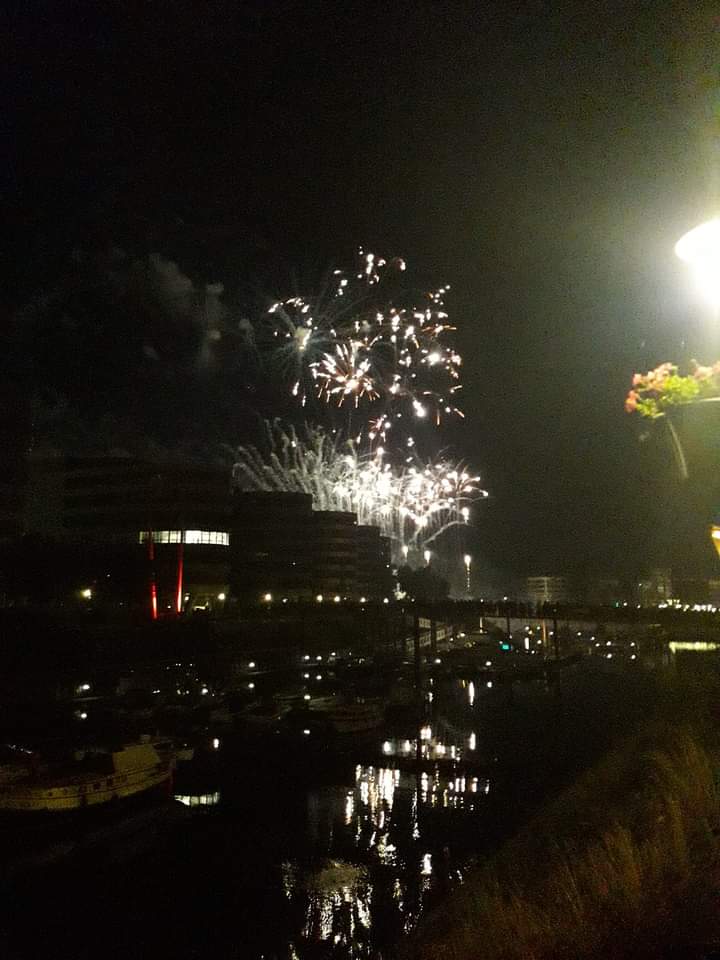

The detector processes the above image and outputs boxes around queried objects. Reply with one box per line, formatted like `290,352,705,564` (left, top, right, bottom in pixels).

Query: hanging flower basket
626,362,720,480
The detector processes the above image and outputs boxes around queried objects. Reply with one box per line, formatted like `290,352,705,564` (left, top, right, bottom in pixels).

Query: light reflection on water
174,791,221,808
280,763,487,957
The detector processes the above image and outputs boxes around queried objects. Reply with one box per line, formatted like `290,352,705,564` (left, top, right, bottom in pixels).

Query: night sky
4,0,720,587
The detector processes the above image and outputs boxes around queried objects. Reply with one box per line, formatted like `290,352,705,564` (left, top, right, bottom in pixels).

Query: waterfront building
229,492,391,602
526,575,567,605
10,456,392,611
23,454,232,612
636,568,673,607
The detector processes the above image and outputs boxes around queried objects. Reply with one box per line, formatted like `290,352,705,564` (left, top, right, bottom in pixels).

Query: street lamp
463,553,472,594
675,218,720,307
423,549,431,566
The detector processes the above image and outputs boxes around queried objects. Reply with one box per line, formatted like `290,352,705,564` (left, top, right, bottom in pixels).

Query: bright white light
249,661,256,668
263,592,272,602
248,682,255,690
463,554,471,567
382,740,392,754
212,738,220,750
80,588,92,600
424,549,431,565
316,594,324,603
304,694,311,700
217,592,226,601
676,218,720,306
303,729,311,735
360,596,367,603
334,595,341,603
78,711,88,720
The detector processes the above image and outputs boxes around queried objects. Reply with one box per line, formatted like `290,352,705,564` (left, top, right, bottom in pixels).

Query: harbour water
0,647,663,959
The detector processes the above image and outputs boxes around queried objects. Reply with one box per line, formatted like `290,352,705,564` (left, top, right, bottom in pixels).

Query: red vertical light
148,533,158,621
176,539,184,614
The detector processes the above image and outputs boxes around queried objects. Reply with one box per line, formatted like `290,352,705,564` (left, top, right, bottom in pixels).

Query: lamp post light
423,549,431,566
676,219,720,555
463,553,472,595
402,544,409,562
675,218,720,309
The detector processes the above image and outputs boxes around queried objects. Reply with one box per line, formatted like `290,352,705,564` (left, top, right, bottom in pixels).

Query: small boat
0,743,172,813
327,699,384,734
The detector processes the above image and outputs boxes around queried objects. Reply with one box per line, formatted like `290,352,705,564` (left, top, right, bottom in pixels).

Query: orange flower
625,390,638,413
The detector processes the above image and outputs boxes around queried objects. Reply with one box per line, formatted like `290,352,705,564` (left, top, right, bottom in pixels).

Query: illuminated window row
138,530,229,546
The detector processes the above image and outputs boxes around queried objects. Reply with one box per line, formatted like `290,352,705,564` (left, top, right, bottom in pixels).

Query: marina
0,626,671,958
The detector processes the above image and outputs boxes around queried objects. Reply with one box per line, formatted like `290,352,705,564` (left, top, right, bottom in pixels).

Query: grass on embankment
406,719,720,960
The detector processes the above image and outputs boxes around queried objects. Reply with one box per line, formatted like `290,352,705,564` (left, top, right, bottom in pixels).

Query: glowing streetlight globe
712,525,720,560
675,218,720,307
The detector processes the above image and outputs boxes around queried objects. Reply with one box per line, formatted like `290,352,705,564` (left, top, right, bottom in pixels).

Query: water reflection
282,860,372,949
279,761,489,956
174,791,221,807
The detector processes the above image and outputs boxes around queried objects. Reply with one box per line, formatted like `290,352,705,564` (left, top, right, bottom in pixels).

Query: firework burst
261,251,464,438
232,421,486,554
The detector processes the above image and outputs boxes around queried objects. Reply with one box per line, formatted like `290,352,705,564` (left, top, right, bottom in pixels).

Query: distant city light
263,592,272,602
316,594,324,603
217,592,226,601
80,588,92,600
669,640,719,653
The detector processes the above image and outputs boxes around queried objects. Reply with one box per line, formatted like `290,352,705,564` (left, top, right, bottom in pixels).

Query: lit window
138,530,229,546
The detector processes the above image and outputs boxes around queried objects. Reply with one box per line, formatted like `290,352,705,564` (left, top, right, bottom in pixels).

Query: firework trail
260,251,463,440
232,420,486,553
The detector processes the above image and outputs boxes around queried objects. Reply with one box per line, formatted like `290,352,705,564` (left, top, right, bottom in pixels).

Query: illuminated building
24,455,231,612
16,457,391,611
526,576,567,605
636,568,673,607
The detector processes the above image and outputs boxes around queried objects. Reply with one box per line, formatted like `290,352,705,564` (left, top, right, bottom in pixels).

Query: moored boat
327,699,384,734
0,743,171,813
